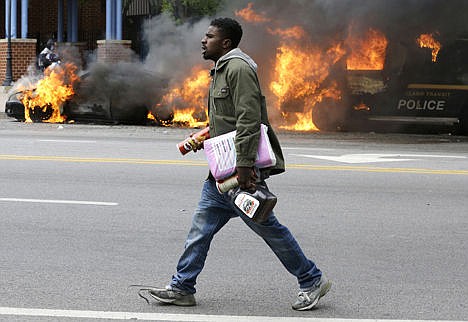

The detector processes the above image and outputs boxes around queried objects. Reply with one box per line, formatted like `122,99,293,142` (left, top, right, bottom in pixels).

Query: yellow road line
0,154,207,166
1,154,467,175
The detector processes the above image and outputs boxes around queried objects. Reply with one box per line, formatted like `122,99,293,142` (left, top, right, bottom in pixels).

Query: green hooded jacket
208,48,285,177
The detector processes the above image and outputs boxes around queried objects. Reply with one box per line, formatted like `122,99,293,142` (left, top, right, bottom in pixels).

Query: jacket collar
210,48,258,87
213,48,258,73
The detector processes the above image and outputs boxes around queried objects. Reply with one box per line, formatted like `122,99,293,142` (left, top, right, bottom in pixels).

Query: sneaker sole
320,279,332,298
295,280,332,311
148,291,196,306
148,291,177,304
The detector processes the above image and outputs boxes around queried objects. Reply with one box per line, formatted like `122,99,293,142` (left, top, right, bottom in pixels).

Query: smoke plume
140,0,468,91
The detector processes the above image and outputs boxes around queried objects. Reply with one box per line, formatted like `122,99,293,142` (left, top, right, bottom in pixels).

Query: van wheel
312,98,347,132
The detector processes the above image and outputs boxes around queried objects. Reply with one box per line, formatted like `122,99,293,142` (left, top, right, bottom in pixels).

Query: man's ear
222,38,232,49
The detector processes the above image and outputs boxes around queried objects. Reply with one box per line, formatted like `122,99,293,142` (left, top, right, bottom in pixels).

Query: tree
123,0,165,17
121,0,222,21
161,0,224,22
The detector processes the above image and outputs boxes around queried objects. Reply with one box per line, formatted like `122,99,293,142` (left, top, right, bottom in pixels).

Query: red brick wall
0,39,37,82
97,40,132,64
1,1,129,51
28,0,105,50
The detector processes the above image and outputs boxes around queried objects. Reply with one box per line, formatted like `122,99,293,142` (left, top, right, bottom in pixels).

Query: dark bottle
228,184,277,223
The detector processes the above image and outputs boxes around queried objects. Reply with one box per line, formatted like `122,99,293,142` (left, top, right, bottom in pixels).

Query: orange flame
270,41,345,131
354,102,371,111
346,27,388,70
158,66,210,127
267,26,306,40
154,22,390,132
417,33,441,62
19,63,80,123
235,2,271,23
147,111,156,121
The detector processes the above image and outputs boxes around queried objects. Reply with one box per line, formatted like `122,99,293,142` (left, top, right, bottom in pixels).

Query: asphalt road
0,118,467,321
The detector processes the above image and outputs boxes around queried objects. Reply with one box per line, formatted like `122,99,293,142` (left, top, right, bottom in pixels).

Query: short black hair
210,17,243,48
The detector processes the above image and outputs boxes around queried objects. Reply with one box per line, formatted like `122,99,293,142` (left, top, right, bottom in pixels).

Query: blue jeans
171,179,322,294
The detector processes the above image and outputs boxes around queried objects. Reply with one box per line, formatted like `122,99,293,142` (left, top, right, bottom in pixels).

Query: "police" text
397,99,445,110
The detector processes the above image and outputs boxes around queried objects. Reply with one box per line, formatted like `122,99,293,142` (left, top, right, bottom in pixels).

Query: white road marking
0,198,118,206
291,153,466,164
0,307,464,322
283,147,334,151
38,139,97,143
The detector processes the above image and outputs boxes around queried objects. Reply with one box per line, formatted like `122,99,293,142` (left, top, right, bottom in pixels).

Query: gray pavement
0,118,467,321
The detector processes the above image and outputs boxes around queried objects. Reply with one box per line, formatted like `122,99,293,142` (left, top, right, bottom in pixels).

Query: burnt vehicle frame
5,65,167,125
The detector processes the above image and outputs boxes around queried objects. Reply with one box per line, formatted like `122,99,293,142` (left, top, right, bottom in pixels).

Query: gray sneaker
292,275,331,311
148,285,196,306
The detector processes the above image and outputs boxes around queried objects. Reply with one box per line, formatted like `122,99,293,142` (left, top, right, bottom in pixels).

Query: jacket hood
215,48,258,72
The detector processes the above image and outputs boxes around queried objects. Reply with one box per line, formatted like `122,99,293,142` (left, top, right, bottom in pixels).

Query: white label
234,193,259,218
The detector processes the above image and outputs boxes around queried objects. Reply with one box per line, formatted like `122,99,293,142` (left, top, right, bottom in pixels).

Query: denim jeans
170,179,322,294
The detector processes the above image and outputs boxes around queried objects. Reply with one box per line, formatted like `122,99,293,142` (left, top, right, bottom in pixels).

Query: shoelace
297,291,312,304
128,284,162,304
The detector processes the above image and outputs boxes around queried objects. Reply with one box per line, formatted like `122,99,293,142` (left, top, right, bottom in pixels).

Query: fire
158,17,390,132
157,66,210,127
354,102,371,111
267,26,306,40
280,112,320,132
417,33,441,62
236,3,350,131
19,63,79,123
172,109,206,127
235,2,271,23
270,39,345,131
147,111,156,121
346,27,388,70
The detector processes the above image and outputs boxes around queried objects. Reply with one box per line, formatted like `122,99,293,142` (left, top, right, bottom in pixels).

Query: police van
318,37,468,134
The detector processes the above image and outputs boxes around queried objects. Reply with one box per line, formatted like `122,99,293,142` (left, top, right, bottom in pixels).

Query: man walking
148,17,331,311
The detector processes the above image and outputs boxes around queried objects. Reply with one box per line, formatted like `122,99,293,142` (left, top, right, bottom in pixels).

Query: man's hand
187,133,205,153
236,166,257,191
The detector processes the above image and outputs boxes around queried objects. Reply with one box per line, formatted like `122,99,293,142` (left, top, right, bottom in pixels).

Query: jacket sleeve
226,60,261,167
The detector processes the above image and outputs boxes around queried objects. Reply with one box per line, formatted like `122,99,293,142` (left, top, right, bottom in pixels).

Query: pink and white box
203,124,276,180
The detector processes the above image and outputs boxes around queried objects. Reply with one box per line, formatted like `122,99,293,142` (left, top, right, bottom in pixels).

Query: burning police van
341,36,468,134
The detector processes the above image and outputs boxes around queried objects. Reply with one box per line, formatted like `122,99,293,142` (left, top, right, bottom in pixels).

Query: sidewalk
0,85,12,119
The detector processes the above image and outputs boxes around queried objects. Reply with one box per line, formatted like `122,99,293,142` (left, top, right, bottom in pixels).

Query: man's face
201,25,229,62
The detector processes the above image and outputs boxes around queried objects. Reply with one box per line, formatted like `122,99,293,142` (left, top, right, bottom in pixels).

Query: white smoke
142,14,212,83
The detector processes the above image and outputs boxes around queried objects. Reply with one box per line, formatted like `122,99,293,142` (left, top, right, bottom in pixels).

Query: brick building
1,0,149,82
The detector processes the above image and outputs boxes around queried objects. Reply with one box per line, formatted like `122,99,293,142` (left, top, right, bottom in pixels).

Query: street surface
0,118,467,321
